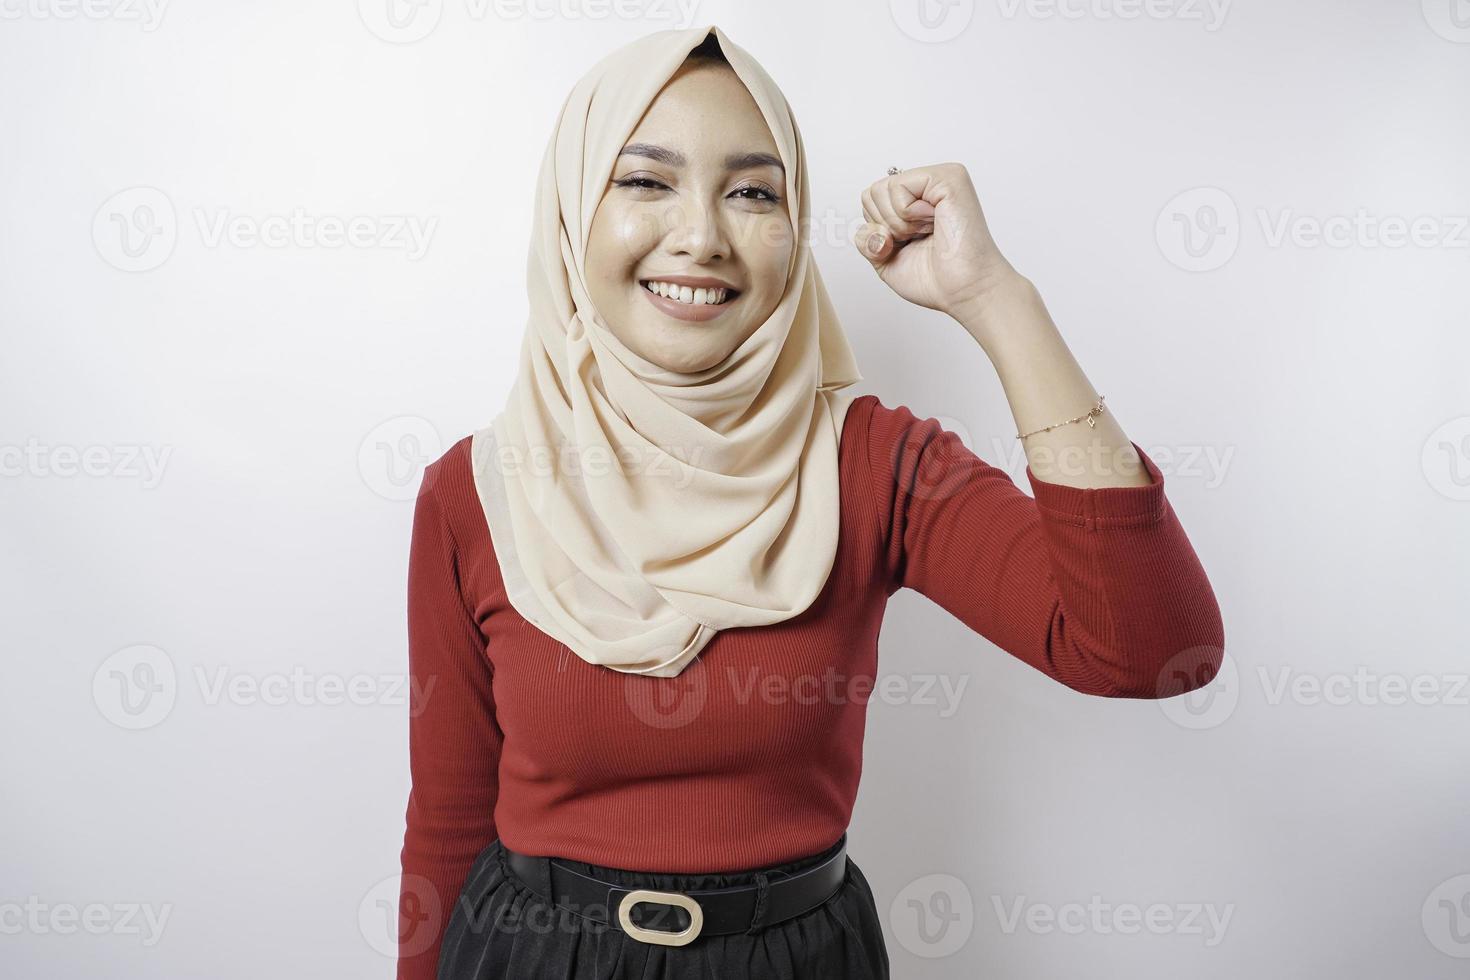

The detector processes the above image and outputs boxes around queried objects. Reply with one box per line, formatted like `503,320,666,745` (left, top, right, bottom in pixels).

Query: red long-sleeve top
396,393,1224,979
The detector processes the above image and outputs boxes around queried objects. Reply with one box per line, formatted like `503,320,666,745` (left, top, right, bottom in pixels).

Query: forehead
623,63,779,158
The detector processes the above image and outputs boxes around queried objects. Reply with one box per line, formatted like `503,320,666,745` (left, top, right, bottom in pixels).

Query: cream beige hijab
470,24,863,677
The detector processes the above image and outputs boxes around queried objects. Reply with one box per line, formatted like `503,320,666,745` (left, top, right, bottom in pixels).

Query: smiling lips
639,276,740,322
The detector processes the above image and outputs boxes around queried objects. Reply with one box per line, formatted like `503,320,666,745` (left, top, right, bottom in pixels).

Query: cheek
590,203,662,280
748,216,794,286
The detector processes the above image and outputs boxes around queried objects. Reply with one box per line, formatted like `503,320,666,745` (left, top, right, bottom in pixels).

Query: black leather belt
501,834,848,947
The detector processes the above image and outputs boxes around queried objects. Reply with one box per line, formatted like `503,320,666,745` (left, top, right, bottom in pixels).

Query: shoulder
837,392,971,564
418,433,477,506
842,391,944,441
840,391,1002,532
840,391,956,477
413,433,491,559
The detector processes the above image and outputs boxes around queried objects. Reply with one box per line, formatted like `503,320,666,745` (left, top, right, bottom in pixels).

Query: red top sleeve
862,398,1225,698
397,459,503,980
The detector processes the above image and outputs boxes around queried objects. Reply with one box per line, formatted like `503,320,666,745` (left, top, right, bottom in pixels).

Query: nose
660,197,730,265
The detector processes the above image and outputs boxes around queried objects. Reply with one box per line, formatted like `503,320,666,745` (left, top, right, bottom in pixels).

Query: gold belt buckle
616,889,704,947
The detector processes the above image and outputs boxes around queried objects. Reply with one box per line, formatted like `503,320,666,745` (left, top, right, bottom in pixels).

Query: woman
398,24,1224,980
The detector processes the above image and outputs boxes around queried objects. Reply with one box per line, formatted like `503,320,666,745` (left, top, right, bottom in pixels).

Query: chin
607,310,734,374
641,335,734,374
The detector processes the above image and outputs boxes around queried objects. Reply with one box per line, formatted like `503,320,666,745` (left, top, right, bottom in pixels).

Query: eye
731,183,780,203
613,175,669,192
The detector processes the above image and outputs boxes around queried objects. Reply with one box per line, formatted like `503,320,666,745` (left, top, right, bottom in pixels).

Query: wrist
950,270,1043,341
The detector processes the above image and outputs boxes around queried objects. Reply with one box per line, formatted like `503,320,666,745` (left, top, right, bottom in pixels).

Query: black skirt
436,835,891,979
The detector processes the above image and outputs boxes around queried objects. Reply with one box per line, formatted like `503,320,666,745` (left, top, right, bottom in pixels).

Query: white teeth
642,281,730,305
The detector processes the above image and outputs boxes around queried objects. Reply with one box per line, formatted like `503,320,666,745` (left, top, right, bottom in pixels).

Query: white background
3,1,1468,977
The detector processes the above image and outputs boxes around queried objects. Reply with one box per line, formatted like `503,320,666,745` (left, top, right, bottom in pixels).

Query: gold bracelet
1016,395,1106,440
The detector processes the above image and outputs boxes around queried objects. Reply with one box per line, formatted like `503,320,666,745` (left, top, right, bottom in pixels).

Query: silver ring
886,166,902,175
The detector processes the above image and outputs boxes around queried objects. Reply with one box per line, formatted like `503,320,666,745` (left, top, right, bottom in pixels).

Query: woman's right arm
398,457,503,980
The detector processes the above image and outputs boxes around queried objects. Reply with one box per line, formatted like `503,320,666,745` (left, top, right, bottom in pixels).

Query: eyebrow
619,142,785,175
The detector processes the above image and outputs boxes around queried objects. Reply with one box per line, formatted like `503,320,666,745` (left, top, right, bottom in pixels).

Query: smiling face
584,58,793,375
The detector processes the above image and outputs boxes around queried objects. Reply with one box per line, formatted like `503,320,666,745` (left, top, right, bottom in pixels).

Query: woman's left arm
855,162,1224,697
856,162,1150,489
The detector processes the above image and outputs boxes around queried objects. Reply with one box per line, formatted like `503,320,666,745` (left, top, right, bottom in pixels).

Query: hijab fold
470,24,863,677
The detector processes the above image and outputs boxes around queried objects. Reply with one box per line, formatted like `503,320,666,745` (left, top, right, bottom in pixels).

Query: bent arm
865,395,1224,699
